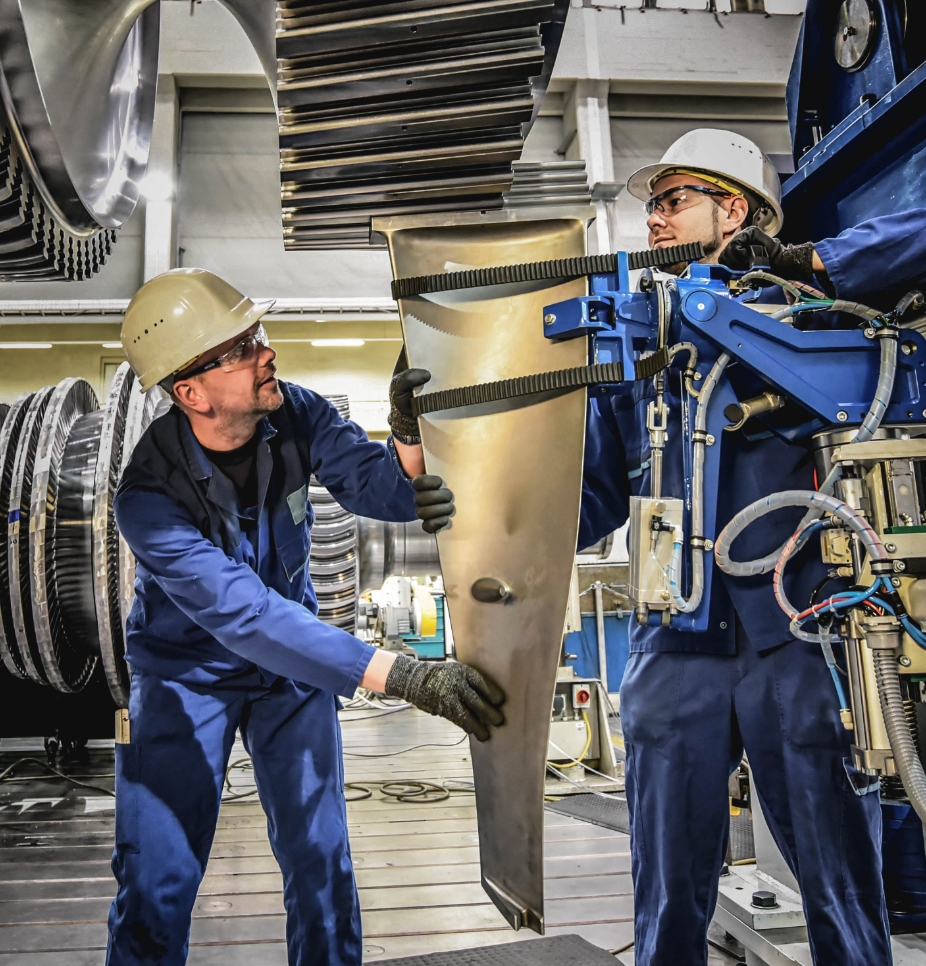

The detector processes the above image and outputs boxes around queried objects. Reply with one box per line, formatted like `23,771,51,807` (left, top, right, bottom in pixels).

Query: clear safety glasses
181,324,270,379
645,184,734,217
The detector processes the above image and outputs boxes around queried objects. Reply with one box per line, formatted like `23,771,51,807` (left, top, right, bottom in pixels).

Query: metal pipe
594,580,608,694
872,638,926,824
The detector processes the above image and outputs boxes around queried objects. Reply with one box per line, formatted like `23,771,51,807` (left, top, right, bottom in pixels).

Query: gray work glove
389,347,430,445
385,655,505,741
719,226,816,282
413,474,454,534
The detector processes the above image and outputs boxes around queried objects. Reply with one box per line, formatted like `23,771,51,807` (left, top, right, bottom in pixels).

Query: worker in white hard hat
105,267,504,966
576,129,926,965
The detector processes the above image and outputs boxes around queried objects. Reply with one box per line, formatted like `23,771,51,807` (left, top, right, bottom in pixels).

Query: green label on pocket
287,484,308,525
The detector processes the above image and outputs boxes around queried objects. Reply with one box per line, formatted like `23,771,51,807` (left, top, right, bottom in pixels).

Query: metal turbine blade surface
117,380,167,636
0,0,159,279
0,393,26,679
93,362,135,707
30,378,101,693
7,384,53,684
376,207,592,934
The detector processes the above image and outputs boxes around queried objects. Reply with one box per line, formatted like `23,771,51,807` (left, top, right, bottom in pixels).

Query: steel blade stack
116,379,169,650
309,394,360,631
30,379,101,693
93,364,137,707
8,386,55,684
0,394,26,679
277,0,569,249
0,0,159,280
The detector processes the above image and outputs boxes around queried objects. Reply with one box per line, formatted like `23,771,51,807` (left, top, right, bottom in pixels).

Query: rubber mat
379,934,620,964
545,794,755,863
545,793,630,834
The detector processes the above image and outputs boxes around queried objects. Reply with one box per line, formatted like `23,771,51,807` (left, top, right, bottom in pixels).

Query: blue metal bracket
677,284,926,425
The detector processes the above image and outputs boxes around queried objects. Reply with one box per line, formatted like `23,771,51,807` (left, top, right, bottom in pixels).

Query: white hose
714,488,887,587
667,352,730,612
717,334,899,577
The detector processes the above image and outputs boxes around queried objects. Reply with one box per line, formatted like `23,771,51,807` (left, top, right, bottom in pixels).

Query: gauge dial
834,0,878,72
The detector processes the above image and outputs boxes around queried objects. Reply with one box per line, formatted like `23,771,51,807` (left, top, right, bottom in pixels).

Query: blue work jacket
114,381,417,694
580,208,926,655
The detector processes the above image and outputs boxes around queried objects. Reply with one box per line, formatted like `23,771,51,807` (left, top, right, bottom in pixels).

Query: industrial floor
0,707,740,964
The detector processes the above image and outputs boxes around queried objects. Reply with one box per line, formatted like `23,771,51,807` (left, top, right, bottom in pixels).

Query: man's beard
251,377,283,417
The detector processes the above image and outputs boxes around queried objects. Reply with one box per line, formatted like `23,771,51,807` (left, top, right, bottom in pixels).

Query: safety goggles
177,324,270,380
644,184,735,217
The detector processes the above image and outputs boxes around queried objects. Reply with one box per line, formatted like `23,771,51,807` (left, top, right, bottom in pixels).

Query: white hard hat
121,268,275,392
627,128,783,235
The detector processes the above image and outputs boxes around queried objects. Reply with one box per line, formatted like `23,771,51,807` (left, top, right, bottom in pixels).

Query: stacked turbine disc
0,395,26,679
276,0,569,249
92,364,137,707
309,395,359,631
116,378,168,658
31,379,102,693
0,380,377,702
0,369,166,707
0,0,157,280
0,127,118,281
7,386,56,685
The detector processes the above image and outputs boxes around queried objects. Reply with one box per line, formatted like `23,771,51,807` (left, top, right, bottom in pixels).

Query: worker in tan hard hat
106,268,504,966
577,129,926,965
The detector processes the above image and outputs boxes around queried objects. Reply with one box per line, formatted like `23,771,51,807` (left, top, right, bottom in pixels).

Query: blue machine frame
784,0,926,240
543,255,926,632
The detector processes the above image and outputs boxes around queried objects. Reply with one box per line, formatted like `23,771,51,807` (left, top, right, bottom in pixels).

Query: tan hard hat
627,128,783,235
121,268,275,391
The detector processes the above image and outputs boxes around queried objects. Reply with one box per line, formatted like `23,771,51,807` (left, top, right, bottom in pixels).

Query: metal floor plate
379,934,619,965
546,795,754,863
545,795,629,835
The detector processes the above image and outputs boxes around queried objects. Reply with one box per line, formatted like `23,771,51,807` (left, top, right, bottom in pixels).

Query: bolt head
706,434,716,446
894,560,907,572
751,890,779,909
886,543,897,553
704,538,714,551
899,655,913,667
719,621,728,630
543,313,556,325
892,576,903,587
864,327,876,339
837,411,849,422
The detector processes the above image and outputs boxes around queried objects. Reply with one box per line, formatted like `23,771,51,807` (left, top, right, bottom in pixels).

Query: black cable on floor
0,757,115,797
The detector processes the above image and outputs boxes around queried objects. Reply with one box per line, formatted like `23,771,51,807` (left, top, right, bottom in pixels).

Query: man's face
645,173,741,262
174,323,283,421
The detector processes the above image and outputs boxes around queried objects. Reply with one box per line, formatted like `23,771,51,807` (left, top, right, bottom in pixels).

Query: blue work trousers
106,669,361,966
620,627,891,966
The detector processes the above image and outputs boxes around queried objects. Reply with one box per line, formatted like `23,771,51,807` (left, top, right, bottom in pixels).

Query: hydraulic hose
718,333,899,577
668,352,730,613
715,489,887,584
873,644,926,825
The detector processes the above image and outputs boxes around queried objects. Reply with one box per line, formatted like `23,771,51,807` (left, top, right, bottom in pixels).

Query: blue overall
106,382,417,966
580,210,926,966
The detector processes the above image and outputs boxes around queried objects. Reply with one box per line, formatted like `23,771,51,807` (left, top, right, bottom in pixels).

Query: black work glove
385,655,505,741
389,347,431,445
719,226,816,283
413,474,454,533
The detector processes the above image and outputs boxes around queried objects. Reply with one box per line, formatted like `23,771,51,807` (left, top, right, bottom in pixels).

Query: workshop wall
0,320,401,435
177,112,395,300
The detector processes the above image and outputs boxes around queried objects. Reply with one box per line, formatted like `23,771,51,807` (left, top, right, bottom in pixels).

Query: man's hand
412,474,454,533
389,347,430,444
385,655,505,741
719,226,816,283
